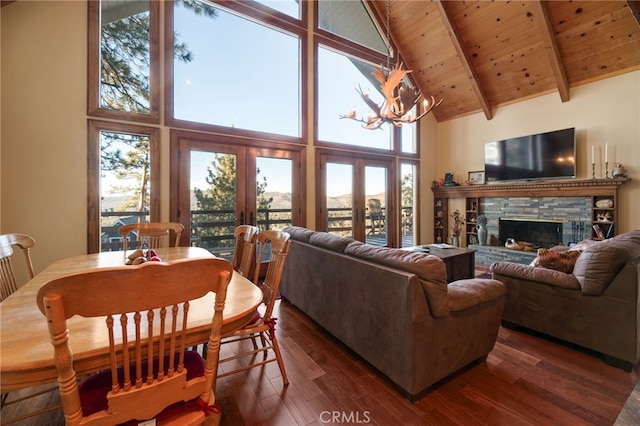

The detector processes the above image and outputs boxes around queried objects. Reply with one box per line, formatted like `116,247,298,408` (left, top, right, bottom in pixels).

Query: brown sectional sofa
280,226,506,401
491,229,640,370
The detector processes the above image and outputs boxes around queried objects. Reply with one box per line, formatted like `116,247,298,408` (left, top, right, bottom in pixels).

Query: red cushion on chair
78,350,205,419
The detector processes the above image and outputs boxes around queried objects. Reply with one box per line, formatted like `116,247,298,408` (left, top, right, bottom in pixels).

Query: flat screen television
484,127,576,182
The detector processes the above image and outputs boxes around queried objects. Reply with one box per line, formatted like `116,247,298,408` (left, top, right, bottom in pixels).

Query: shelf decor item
476,215,488,246
450,209,465,246
595,199,614,208
468,170,485,185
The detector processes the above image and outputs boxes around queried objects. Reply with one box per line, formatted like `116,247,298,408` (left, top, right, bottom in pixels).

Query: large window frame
163,0,309,144
87,0,424,250
87,120,161,253
87,0,160,123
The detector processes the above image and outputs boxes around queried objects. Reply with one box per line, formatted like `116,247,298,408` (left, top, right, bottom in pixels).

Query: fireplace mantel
431,177,629,199
430,177,629,247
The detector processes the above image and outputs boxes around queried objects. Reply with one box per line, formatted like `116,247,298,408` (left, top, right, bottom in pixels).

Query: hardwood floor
2,298,638,425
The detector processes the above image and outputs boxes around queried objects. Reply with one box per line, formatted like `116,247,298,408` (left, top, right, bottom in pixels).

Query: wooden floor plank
2,298,637,426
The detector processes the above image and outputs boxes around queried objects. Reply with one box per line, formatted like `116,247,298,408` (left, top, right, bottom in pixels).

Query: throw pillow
532,248,583,273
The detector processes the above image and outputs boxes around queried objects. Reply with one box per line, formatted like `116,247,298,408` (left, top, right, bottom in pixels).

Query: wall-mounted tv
484,127,576,183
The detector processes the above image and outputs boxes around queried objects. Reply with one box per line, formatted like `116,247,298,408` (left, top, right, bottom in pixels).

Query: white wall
1,1,88,277
431,71,640,238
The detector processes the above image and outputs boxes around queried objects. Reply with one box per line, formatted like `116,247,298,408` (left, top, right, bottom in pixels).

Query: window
88,0,422,250
317,0,386,54
87,120,160,253
169,1,302,138
317,46,392,148
88,0,159,123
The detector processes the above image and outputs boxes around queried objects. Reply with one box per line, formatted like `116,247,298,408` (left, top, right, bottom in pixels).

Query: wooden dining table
0,247,263,393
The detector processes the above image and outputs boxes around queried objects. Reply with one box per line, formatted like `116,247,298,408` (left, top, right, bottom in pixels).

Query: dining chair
36,257,233,426
231,225,259,279
0,233,35,301
217,230,291,386
118,222,184,252
0,233,58,424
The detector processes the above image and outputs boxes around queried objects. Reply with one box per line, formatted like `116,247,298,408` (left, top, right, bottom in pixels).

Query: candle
591,145,595,165
605,143,608,163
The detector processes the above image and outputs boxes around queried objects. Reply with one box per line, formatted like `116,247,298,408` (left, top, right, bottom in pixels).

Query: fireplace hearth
499,218,563,249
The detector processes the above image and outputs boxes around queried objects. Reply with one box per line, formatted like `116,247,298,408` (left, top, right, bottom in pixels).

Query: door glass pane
173,1,301,137
317,46,392,148
256,157,293,231
365,166,386,245
400,163,417,247
326,163,353,237
190,151,238,259
100,0,151,113
100,131,151,252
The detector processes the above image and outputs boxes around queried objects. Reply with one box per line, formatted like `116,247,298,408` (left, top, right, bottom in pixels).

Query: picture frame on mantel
468,170,485,185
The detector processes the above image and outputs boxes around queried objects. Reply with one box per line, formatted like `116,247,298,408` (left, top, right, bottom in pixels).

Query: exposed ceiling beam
627,1,640,27
532,1,570,103
435,0,493,120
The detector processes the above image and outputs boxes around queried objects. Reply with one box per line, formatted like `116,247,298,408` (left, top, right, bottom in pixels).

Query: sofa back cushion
284,226,314,243
573,231,640,295
308,232,354,253
344,242,449,317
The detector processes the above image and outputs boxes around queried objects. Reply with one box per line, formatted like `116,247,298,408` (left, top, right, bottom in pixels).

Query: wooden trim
435,0,493,120
532,1,570,102
431,178,629,198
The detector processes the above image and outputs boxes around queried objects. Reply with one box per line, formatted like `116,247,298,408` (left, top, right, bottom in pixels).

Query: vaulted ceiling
369,0,640,122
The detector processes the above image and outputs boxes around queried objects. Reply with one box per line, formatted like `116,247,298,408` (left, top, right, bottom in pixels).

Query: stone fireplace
499,218,563,248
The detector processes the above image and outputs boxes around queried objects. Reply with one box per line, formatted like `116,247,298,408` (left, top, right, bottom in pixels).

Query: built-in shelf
431,178,630,245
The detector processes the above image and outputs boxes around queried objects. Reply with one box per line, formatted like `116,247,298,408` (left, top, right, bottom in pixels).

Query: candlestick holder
605,161,609,179
592,163,596,179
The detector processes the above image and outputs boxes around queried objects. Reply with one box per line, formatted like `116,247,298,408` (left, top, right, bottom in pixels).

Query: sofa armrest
490,262,580,290
447,278,506,312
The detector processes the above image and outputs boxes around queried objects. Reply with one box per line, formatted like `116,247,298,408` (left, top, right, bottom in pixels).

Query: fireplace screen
499,218,563,248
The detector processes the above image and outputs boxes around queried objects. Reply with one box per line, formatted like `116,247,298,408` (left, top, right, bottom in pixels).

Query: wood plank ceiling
369,0,640,122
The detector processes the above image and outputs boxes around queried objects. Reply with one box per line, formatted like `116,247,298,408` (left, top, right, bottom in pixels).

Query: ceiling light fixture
340,0,442,130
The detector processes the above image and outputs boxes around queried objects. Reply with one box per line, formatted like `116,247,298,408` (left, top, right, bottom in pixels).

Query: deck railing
100,206,413,253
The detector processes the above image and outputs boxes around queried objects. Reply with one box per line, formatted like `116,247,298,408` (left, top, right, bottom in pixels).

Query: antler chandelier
340,0,442,130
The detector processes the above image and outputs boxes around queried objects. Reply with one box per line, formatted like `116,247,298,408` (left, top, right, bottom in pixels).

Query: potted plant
450,209,465,246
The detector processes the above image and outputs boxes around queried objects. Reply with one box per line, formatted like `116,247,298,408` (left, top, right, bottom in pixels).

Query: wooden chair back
0,233,35,301
217,230,291,386
231,225,259,279
36,257,233,426
118,222,184,252
253,230,291,321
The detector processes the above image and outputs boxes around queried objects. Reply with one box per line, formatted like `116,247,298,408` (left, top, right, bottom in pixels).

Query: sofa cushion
448,279,506,312
532,248,582,273
573,235,640,295
344,243,446,284
490,261,581,290
308,232,353,253
344,243,449,317
283,226,314,243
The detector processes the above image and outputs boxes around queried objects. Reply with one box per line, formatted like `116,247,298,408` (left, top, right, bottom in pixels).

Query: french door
171,131,304,259
316,150,396,246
